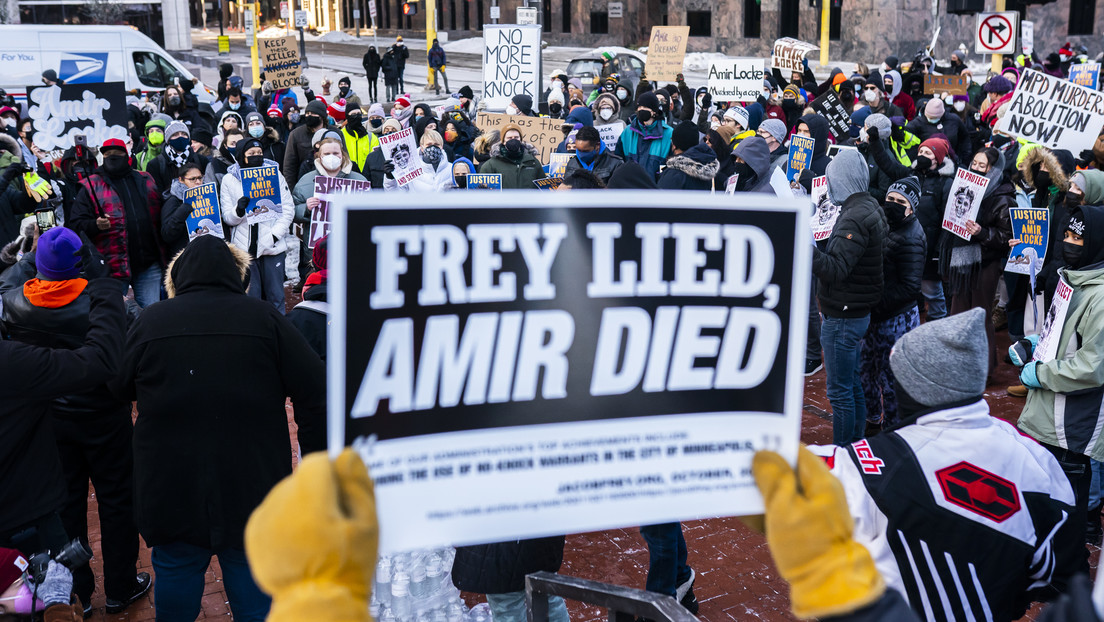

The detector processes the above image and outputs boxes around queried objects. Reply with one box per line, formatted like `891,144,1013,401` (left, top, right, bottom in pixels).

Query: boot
1087,502,1103,546
1007,384,1028,397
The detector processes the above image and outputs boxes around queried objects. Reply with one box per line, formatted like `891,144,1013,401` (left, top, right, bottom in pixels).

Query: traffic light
403,1,418,14
945,0,984,14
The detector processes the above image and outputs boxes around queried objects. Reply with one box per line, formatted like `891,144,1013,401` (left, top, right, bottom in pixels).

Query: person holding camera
0,133,39,265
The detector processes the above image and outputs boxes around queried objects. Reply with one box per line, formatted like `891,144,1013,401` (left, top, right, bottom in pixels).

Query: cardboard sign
597,122,624,151
1034,276,1073,363
242,165,281,225
786,135,814,182
476,113,564,165
707,58,766,103
924,74,971,96
533,177,563,191
466,173,502,189
1005,207,1048,276
184,183,223,241
997,68,1104,153
259,36,302,90
326,190,811,553
646,26,690,81
941,168,990,241
380,128,426,187
482,25,542,112
1069,63,1100,91
26,82,128,157
771,37,818,74
809,90,851,143
809,176,838,242
311,175,372,248
547,153,571,177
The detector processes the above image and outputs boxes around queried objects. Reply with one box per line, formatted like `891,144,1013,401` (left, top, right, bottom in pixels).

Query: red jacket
70,171,165,280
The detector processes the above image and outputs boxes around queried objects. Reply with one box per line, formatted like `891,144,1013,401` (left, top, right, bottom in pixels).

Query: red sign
976,13,1016,54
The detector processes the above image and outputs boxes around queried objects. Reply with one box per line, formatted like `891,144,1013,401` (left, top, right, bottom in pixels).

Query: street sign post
975,11,1017,55
517,6,536,24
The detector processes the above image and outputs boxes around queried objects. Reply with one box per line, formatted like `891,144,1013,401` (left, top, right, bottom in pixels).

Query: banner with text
259,36,302,89
996,68,1104,153
27,82,128,159
1005,207,1048,275
810,176,838,242
942,168,990,241
477,113,564,165
380,128,426,187
466,173,502,189
771,38,818,74
1069,63,1100,91
598,122,624,151
810,90,852,143
646,26,691,81
327,191,811,552
185,183,223,241
243,165,281,225
482,25,541,112
311,175,372,248
787,135,814,182
707,58,765,103
924,74,971,96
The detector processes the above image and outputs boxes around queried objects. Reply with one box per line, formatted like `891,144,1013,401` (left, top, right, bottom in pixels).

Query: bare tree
82,0,128,24
0,0,21,24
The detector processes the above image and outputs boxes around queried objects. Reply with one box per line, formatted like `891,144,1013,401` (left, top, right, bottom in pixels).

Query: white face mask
859,128,869,143
617,89,628,100
1,118,13,128
321,154,342,171
506,106,519,116
863,89,878,103
954,100,966,112
710,121,720,130
552,80,562,89
599,108,614,121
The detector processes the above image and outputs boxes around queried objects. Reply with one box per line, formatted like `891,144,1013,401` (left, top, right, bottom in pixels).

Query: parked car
566,47,645,96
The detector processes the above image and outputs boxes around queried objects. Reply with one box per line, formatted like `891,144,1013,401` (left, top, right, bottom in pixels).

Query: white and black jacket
812,400,1078,622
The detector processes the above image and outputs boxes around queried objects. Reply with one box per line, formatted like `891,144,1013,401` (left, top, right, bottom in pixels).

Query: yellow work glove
245,449,379,622
23,172,52,203
752,446,885,620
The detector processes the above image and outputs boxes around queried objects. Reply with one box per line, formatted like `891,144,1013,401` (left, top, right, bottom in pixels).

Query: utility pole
426,0,436,89
818,0,829,67
991,0,1006,74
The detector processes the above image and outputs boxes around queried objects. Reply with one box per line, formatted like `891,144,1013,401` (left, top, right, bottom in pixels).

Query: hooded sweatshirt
730,135,773,193
606,160,659,190
799,113,832,175
657,143,719,191
592,93,622,127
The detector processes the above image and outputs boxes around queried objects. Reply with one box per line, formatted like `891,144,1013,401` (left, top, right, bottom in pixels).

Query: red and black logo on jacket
936,461,1021,522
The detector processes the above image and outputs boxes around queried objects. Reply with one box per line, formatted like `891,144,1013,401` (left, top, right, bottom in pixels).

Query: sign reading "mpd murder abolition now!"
327,192,810,553
997,68,1104,153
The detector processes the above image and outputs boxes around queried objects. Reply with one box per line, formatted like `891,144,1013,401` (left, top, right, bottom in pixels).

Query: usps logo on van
58,53,109,84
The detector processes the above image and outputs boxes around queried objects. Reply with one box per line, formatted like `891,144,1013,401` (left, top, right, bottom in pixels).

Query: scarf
165,143,190,168
422,145,443,168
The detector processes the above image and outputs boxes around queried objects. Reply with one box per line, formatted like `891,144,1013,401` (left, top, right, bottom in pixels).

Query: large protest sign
1005,207,1048,276
809,91,852,143
597,122,624,150
311,175,372,248
380,128,426,187
1069,63,1100,91
26,82,128,158
942,168,989,240
482,25,541,112
1034,276,1073,363
924,74,971,96
996,68,1104,153
327,191,811,553
810,176,839,242
771,38,818,74
707,58,766,103
476,113,563,165
259,36,302,90
787,135,814,182
646,26,690,81
466,173,502,189
184,183,223,241
242,165,281,225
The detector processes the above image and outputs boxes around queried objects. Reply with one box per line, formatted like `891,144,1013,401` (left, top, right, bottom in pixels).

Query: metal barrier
525,571,700,622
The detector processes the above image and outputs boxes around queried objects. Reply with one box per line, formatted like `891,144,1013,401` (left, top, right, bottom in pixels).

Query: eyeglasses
863,86,879,92
183,175,203,182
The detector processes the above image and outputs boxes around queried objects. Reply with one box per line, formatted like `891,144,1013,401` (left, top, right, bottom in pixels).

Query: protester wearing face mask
335,76,362,112
591,91,621,128
146,121,210,196
245,111,286,169
688,86,715,133
205,128,243,190
441,109,476,162
417,129,454,189
160,84,209,135
859,80,903,119
905,98,972,165
339,107,382,183
979,75,1014,129
756,119,789,174
283,99,328,188
293,138,367,234
614,79,635,123
68,138,166,307
220,137,295,310
478,124,546,190
563,126,623,185
219,86,257,118
219,109,244,144
135,116,167,172
546,89,567,120
447,157,476,190
391,95,414,128
0,106,19,140
365,103,387,136
506,94,536,118
613,92,673,180
727,135,773,194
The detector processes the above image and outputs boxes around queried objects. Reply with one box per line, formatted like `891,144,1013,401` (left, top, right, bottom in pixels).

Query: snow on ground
683,52,729,72
441,37,486,55
316,30,361,43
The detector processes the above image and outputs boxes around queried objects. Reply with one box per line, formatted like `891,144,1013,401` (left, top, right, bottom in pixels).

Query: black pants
365,76,378,101
52,407,140,603
0,511,68,559
1040,442,1091,575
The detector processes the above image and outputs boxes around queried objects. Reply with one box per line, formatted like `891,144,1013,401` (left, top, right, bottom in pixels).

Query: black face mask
637,109,653,124
782,100,799,112
549,103,562,115
883,201,908,226
1034,171,1052,191
167,95,182,108
454,175,468,188
370,118,383,129
103,154,130,177
1063,241,1085,268
245,155,264,168
732,161,755,190
339,86,350,97
504,138,524,161
991,134,1011,148
305,115,322,128
347,115,364,130
1066,192,1083,209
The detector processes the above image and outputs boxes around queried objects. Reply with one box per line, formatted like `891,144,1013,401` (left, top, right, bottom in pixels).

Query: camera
73,133,87,148
28,538,93,582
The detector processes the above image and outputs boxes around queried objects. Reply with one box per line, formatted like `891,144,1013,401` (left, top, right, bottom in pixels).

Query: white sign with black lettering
707,58,765,103
328,191,811,553
482,24,541,112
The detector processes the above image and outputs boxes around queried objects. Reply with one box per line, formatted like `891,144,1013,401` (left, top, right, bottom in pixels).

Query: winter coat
658,143,719,191
428,44,446,69
799,113,833,175
381,52,399,83
292,162,368,224
906,113,972,165
730,137,773,193
812,191,888,317
69,171,166,280
591,93,621,127
114,236,325,549
394,43,409,70
204,153,235,189
615,116,673,180
0,280,124,533
970,179,1015,267
452,537,565,594
478,142,546,190
362,50,381,79
282,123,317,188
0,136,35,250
341,126,382,175
287,280,328,361
873,213,925,321
160,179,191,258
258,127,286,169
220,160,295,258
615,79,636,124
146,149,210,195
859,141,898,204
563,142,623,184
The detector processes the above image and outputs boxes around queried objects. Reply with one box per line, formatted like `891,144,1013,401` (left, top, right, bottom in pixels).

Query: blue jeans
486,591,569,622
639,523,691,597
921,279,946,320
114,263,162,308
1090,460,1104,509
246,252,286,311
151,543,270,621
821,314,870,445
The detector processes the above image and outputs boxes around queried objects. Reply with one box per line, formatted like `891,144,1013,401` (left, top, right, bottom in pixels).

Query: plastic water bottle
425,555,443,596
392,571,412,620
410,557,428,601
447,602,466,622
380,608,397,622
376,557,393,608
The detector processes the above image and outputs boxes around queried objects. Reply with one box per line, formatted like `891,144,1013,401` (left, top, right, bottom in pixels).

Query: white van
0,25,215,104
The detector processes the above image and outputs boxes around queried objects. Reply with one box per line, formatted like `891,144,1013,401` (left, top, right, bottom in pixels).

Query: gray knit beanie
889,308,988,407
759,119,787,145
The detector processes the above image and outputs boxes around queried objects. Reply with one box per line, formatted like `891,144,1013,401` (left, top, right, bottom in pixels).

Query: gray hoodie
826,148,870,204
732,136,773,193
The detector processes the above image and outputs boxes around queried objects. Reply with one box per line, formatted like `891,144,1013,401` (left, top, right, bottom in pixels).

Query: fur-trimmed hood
0,133,22,160
164,236,252,298
489,141,540,160
665,143,720,181
1020,146,1071,193
934,156,956,178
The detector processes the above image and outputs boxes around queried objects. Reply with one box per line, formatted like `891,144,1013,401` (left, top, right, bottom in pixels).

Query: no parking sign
975,12,1018,55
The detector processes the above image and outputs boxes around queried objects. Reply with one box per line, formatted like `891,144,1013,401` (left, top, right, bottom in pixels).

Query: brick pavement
80,347,1086,621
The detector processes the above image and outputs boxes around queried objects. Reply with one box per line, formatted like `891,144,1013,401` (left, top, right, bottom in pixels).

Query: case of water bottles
370,547,487,622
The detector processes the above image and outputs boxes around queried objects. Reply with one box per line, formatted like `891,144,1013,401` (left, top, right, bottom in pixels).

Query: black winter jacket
362,50,381,79
564,144,624,185
146,150,210,196
799,113,833,175
905,113,972,165
874,213,925,321
658,144,720,191
287,281,328,361
282,123,317,188
113,236,325,550
813,192,888,317
452,537,565,594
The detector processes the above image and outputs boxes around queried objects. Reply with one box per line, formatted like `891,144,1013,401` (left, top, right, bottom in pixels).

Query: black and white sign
996,68,1104,153
975,11,1018,55
26,82,128,154
809,90,851,143
327,191,810,552
707,58,765,103
482,25,541,112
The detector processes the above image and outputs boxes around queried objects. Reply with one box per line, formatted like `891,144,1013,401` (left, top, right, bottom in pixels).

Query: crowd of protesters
2,33,1104,622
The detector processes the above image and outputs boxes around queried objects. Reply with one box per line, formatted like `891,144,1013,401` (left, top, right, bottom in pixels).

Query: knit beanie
824,148,870,204
548,89,565,105
313,236,328,270
637,91,660,113
165,120,189,138
36,226,83,281
920,137,950,165
328,98,347,122
759,119,787,145
367,103,386,118
266,103,283,118
145,117,167,133
890,308,988,407
245,111,265,128
864,112,892,137
983,75,1014,94
672,121,700,152
458,85,474,99
395,95,412,108
510,94,533,114
924,98,945,119
886,176,922,211
724,106,751,131
305,99,328,117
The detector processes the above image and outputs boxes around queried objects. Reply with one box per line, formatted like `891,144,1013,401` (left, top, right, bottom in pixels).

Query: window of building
562,0,571,32
743,0,760,38
476,0,483,29
687,10,710,36
819,3,841,40
542,0,551,31
779,0,799,38
448,0,456,29
590,11,608,34
1069,0,1095,35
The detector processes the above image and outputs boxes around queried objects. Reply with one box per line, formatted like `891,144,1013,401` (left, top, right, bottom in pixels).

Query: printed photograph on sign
242,165,281,225
185,183,223,242
325,191,811,553
310,175,372,248
810,176,838,241
1033,277,1073,363
995,69,1104,154
380,127,426,187
941,168,990,241
482,25,541,112
725,174,739,195
1005,207,1048,276
645,26,690,81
